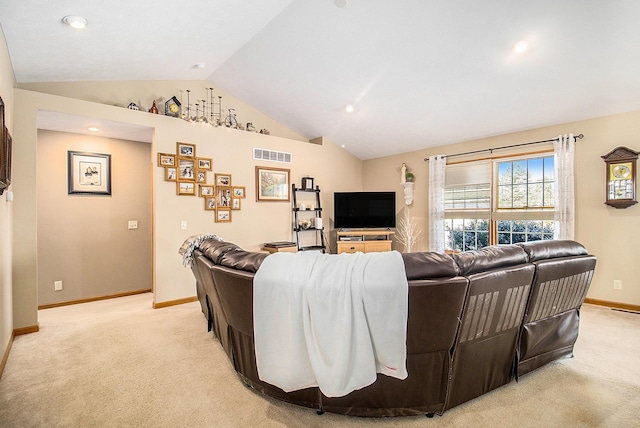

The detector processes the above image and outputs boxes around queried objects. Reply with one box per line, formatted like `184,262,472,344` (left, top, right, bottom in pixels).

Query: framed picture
0,96,7,195
231,198,241,210
215,173,232,186
164,167,177,182
216,187,232,208
177,157,196,181
177,142,196,158
0,127,11,195
157,152,175,167
255,166,290,202
216,209,232,223
232,186,246,199
67,151,111,195
199,185,214,197
204,196,216,210
176,181,196,196
197,157,212,171
196,170,207,183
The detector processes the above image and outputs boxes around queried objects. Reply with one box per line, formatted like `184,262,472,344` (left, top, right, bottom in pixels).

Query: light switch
128,220,138,230
180,221,187,230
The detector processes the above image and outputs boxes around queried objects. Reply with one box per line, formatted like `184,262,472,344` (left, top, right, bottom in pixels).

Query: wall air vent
253,148,292,164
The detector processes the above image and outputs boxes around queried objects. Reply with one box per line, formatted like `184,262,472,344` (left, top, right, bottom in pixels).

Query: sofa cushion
453,245,527,276
517,240,587,262
198,240,243,265
401,252,459,279
219,250,269,273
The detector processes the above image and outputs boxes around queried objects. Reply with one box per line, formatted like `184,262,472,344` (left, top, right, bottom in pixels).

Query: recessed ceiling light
335,0,348,8
62,15,87,29
194,63,206,69
87,126,100,132
514,40,530,54
345,104,355,113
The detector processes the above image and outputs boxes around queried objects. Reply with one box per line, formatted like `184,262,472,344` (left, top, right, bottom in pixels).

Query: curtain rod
423,133,584,162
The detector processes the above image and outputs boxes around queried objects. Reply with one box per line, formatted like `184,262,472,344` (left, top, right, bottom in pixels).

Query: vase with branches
396,209,422,253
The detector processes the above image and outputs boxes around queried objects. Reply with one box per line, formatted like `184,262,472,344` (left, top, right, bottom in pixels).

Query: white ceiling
2,0,640,159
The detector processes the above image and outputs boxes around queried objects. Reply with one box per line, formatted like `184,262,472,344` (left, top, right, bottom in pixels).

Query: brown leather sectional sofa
189,239,595,417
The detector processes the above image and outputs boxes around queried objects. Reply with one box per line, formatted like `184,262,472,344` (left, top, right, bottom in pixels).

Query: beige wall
36,130,152,306
12,87,363,329
363,110,640,307
18,80,308,144
0,24,16,373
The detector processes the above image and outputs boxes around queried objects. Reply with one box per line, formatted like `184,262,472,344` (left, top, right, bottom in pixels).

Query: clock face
169,103,179,114
611,163,632,180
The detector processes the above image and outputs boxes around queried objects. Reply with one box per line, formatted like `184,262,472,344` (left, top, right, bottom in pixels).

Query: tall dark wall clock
601,146,638,209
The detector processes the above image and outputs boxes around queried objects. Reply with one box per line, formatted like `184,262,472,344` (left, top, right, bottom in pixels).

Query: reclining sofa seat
188,238,595,417
445,244,535,411
515,240,596,378
320,251,468,416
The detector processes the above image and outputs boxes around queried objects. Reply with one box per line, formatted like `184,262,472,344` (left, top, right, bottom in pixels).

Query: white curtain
553,134,575,240
428,155,446,252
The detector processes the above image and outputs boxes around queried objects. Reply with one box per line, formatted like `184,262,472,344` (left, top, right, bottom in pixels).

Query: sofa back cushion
401,252,459,279
452,244,528,276
517,239,588,262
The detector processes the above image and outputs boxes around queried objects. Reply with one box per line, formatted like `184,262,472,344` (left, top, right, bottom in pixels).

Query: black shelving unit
292,184,326,253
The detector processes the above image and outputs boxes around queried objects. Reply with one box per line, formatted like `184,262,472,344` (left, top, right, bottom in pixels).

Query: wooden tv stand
336,229,394,254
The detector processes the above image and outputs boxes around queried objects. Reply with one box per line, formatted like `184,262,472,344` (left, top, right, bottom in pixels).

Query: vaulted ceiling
2,0,640,159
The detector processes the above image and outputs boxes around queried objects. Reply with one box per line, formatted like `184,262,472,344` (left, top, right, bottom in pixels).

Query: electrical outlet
613,280,622,290
54,280,63,291
128,220,138,230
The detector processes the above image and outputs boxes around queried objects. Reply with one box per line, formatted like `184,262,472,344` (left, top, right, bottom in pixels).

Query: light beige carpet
1,293,639,427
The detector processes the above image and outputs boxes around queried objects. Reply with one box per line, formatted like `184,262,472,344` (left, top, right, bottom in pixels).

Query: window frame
444,149,555,252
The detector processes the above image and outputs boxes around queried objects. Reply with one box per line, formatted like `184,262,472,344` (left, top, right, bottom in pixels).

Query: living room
1,2,639,423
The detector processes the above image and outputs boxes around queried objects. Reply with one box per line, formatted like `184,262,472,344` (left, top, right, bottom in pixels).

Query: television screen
334,192,396,229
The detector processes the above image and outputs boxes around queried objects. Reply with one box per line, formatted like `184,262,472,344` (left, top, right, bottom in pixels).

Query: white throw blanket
253,251,408,397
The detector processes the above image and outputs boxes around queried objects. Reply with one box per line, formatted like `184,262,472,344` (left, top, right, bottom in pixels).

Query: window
444,154,555,251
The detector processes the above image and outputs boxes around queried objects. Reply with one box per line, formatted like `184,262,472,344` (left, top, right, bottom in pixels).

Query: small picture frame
216,187,232,208
67,151,111,195
196,170,207,183
215,173,232,186
177,142,196,158
176,181,196,196
232,186,246,199
199,185,214,197
231,198,241,210
164,167,177,182
197,157,212,171
204,196,216,210
255,166,290,202
157,153,175,167
301,176,314,190
216,209,232,223
177,157,196,181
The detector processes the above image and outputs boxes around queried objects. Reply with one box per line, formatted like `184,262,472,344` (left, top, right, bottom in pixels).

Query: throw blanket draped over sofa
254,251,408,397
187,238,596,417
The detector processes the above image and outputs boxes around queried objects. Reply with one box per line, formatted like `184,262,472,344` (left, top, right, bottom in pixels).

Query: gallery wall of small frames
157,142,246,222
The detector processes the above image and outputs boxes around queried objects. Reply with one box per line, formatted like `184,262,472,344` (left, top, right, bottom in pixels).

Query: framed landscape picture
157,152,175,167
177,181,196,196
67,151,111,195
177,142,196,158
216,209,232,223
197,157,212,171
232,186,246,199
255,166,290,202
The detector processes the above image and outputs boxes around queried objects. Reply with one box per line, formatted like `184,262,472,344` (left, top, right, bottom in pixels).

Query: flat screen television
334,191,396,229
